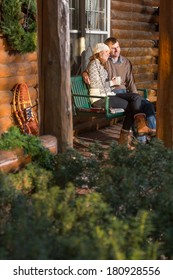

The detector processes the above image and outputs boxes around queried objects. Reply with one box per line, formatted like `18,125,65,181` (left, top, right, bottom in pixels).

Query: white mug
113,76,121,86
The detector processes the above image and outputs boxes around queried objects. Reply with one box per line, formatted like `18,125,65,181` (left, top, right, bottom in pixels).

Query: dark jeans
114,90,156,130
92,93,143,130
140,98,156,128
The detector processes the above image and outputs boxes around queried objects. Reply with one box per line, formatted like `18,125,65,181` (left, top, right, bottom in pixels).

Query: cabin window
69,0,110,75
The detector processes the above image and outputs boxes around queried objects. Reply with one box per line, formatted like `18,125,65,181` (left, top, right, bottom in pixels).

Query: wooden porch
73,121,122,157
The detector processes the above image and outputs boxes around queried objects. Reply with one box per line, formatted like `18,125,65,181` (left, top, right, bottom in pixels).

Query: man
82,37,156,142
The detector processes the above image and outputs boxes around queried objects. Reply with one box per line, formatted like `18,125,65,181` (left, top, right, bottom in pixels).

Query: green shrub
54,139,173,259
7,163,54,194
1,133,173,259
55,147,102,189
0,126,56,170
97,139,173,259
0,0,37,53
0,176,158,260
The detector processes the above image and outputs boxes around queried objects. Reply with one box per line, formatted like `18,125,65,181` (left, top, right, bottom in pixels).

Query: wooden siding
0,35,38,135
111,0,160,102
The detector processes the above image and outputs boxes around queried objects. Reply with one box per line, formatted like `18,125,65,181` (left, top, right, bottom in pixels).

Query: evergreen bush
1,129,173,259
0,0,37,53
0,179,158,260
0,126,56,170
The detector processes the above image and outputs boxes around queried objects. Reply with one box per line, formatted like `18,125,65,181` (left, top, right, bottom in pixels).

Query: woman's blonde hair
89,53,107,69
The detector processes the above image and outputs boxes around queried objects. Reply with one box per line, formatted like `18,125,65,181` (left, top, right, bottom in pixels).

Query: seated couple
82,39,156,149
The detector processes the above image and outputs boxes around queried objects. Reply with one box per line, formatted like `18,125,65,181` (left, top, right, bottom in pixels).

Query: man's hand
82,71,90,85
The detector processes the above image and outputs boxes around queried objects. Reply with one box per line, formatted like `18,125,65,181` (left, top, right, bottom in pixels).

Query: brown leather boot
119,129,134,150
134,113,156,136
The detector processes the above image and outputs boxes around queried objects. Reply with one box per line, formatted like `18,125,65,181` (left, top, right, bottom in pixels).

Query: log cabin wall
0,35,38,135
0,1,160,136
111,0,159,102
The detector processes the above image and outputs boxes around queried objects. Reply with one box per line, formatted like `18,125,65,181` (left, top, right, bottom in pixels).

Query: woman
87,43,155,148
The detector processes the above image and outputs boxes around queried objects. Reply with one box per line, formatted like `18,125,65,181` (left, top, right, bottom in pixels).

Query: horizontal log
121,47,158,57
0,135,57,172
0,149,31,173
136,90,157,103
148,88,157,98
134,72,155,83
0,61,38,78
111,1,157,15
128,56,157,65
112,29,159,40
111,0,159,7
28,87,38,101
0,104,12,118
111,10,159,24
0,50,37,64
0,74,38,91
148,88,157,96
0,90,13,104
0,87,38,105
147,89,157,103
0,116,14,134
135,80,158,90
0,37,9,51
148,96,157,103
39,135,58,155
111,19,157,32
132,64,158,74
119,39,157,48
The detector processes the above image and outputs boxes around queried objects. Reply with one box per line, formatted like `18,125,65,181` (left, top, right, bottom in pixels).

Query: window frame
70,0,110,36
69,0,110,75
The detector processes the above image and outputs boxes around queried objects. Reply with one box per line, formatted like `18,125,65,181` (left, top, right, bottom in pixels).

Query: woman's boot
119,129,134,150
134,113,156,136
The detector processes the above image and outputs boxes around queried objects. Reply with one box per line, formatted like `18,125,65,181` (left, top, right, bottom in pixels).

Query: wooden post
37,0,73,152
157,1,173,148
